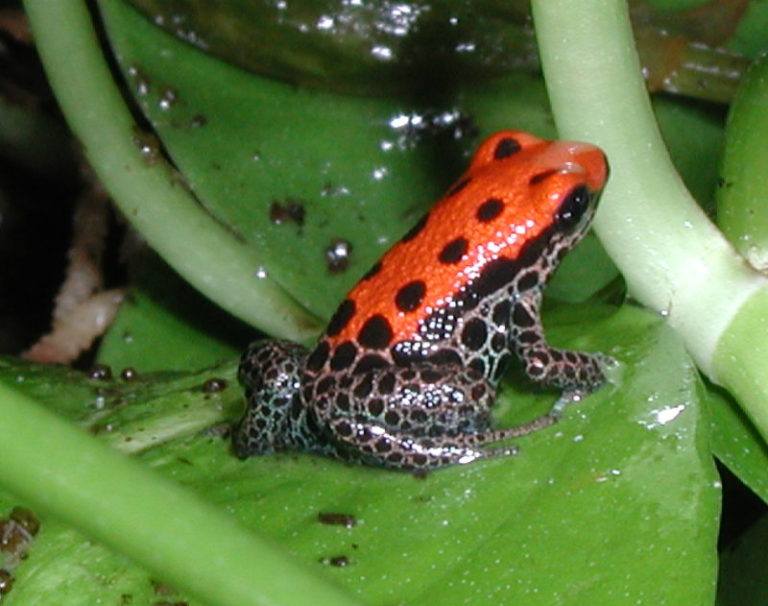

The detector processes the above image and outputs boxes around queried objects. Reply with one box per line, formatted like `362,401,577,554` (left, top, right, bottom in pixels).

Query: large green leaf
1,305,719,605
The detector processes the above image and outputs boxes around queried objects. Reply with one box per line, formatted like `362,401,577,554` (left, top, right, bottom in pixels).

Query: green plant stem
0,382,359,606
23,0,321,342
531,0,768,440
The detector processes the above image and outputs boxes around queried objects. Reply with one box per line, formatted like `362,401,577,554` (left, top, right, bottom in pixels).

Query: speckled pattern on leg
233,340,335,459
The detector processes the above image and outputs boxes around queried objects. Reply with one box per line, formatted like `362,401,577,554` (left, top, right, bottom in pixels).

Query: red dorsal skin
327,130,608,348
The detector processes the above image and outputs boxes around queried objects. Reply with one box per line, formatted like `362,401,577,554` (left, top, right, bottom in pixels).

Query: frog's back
315,131,608,370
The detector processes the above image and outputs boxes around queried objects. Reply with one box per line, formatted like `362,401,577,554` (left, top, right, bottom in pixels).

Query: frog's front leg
510,290,608,409
313,364,557,471
233,340,333,459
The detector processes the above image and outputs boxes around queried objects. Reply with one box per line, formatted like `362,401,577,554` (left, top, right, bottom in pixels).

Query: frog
233,130,610,471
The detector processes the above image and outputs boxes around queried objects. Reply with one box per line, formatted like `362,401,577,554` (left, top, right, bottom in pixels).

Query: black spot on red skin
395,280,426,312
474,257,518,298
306,341,330,371
327,299,355,336
362,261,382,281
476,198,504,223
401,214,428,243
494,137,521,159
358,315,394,350
529,169,558,185
517,233,549,267
446,176,471,197
438,237,469,264
330,341,358,370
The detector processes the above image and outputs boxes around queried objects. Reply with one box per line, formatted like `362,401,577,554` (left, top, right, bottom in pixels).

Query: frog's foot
520,346,606,392
539,351,616,417
511,291,614,394
233,339,321,458
549,388,593,417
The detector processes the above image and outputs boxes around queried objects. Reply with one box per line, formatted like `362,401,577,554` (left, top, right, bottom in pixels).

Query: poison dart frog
233,130,611,471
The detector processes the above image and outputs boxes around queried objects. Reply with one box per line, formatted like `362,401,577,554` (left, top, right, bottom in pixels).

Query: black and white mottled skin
233,131,611,471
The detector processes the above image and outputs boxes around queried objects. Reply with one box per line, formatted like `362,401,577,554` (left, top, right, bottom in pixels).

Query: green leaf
100,0,461,319
717,52,768,262
708,384,768,505
1,305,719,605
98,0,621,318
728,2,768,58
97,254,248,372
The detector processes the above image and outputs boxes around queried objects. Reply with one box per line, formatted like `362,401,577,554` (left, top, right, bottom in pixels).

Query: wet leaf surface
1,305,720,605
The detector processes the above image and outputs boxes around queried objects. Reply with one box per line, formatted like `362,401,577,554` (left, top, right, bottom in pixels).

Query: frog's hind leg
318,363,556,471
328,413,558,471
233,339,329,458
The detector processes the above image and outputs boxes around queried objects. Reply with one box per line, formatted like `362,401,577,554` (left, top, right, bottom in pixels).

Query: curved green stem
0,382,359,606
24,0,322,342
531,0,768,439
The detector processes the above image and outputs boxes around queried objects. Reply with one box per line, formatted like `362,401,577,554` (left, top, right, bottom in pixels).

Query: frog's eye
556,184,592,228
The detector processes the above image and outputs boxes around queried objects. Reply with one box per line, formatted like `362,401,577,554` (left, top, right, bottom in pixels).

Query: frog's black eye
556,184,592,228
